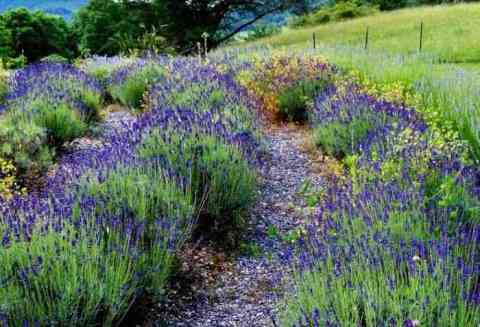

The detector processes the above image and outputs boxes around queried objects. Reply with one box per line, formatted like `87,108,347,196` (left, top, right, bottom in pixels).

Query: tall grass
297,45,480,163
246,3,480,65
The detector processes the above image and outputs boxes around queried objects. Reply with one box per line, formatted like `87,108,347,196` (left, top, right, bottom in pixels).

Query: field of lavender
0,48,479,326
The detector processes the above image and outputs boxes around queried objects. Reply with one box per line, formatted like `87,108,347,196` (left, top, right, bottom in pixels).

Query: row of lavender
279,62,480,325
0,57,259,325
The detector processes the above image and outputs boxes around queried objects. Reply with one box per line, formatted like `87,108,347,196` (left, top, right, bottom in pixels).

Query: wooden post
313,32,316,50
197,42,202,63
419,21,424,52
364,26,369,51
202,32,209,57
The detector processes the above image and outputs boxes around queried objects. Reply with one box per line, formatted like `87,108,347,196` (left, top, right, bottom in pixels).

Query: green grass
246,3,480,65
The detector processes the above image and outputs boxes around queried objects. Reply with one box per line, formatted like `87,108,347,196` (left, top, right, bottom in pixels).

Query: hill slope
249,3,480,64
0,0,87,19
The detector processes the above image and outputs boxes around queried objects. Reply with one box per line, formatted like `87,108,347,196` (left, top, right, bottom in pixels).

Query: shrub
0,67,7,103
40,54,70,64
1,63,103,185
0,160,194,325
80,165,193,230
425,172,480,229
7,64,104,123
0,225,137,326
138,129,257,234
236,53,332,120
314,116,375,158
289,2,379,28
312,92,387,158
162,83,256,132
79,56,134,86
281,52,480,327
282,238,480,326
2,55,27,69
78,164,193,296
0,115,53,175
278,79,329,122
0,157,20,200
33,101,88,147
109,62,165,110
245,25,281,41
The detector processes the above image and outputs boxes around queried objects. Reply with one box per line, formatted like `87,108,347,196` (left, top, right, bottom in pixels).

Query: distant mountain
0,0,88,20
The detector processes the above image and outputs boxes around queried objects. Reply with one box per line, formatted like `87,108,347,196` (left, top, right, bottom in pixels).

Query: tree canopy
73,0,311,55
0,8,74,62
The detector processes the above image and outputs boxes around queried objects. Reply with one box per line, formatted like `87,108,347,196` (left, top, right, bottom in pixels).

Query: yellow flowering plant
0,157,23,200
334,68,470,165
0,66,8,101
236,51,332,120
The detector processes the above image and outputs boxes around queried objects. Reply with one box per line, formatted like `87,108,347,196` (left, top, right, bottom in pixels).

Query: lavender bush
0,63,104,177
282,76,480,326
0,55,260,325
108,58,167,110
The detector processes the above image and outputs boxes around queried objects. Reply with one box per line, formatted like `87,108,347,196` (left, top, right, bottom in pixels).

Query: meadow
0,12,480,326
248,3,480,67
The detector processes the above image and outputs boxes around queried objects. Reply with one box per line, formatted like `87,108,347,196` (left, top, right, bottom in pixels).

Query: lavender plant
0,63,103,178
0,54,260,325
108,59,166,110
282,72,480,327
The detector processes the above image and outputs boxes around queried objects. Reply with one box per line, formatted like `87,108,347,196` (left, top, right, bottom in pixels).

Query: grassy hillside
248,3,480,65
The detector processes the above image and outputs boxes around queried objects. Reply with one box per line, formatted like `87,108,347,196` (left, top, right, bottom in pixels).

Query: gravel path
65,106,135,152
155,125,327,327
55,107,329,327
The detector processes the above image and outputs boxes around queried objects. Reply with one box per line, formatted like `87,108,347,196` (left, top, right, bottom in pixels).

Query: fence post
419,21,424,52
313,32,316,50
197,42,202,63
364,26,369,51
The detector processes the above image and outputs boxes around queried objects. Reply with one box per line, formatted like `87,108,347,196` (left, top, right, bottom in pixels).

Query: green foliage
0,226,136,326
138,130,257,234
72,0,160,56
245,25,281,42
0,18,12,59
0,78,102,180
0,68,7,101
313,116,376,158
164,84,255,133
0,114,53,174
425,173,480,228
40,53,70,64
250,3,480,66
281,249,479,326
33,101,88,147
2,54,27,69
0,161,193,324
0,8,76,62
81,165,193,229
72,0,311,54
109,64,165,110
290,1,379,28
78,164,193,298
278,79,328,121
239,241,263,257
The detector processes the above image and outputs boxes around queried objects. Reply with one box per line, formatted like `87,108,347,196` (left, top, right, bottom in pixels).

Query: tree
73,0,310,55
1,9,74,62
73,0,161,56
155,0,310,50
0,19,12,61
